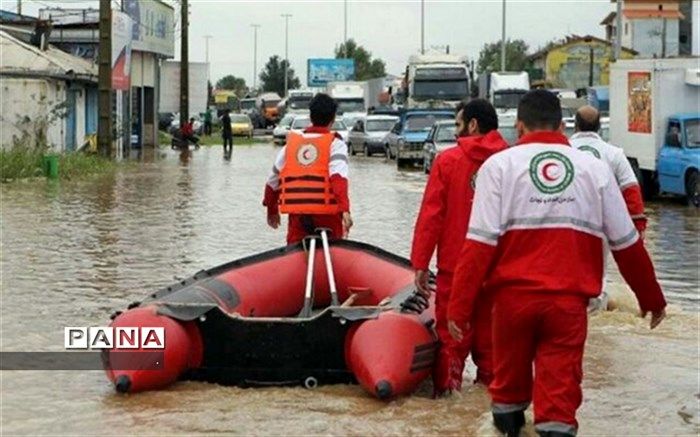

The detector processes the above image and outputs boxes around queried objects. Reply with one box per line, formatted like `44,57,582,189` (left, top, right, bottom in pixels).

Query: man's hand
414,270,431,298
267,213,281,229
642,308,666,330
342,212,353,238
448,320,467,342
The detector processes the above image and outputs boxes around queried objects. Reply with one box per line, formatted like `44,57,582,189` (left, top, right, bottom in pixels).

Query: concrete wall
544,41,636,89
1,78,66,151
632,18,680,57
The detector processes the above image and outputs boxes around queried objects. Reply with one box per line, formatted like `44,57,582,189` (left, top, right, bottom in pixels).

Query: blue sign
307,59,355,87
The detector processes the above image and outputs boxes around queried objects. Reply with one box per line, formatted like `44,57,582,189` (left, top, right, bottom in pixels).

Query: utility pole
180,0,189,128
614,0,623,61
421,0,425,54
282,14,292,97
251,24,260,92
500,0,507,71
204,35,212,105
343,0,348,57
97,0,112,157
17,0,21,15
661,18,667,58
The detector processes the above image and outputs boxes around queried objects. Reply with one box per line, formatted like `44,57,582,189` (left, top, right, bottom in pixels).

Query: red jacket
410,130,508,273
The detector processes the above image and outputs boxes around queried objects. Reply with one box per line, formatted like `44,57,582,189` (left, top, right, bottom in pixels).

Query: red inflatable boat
103,236,436,399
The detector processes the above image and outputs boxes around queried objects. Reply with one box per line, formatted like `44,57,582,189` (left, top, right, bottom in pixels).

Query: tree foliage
215,75,248,97
476,39,530,74
334,39,386,80
259,55,301,96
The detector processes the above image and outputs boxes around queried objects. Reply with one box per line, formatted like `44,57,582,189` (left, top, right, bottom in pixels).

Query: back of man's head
309,93,338,127
575,105,601,133
460,99,499,134
517,90,562,132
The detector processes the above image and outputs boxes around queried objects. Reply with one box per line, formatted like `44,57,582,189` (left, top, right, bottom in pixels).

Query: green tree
259,56,301,96
476,39,530,74
215,75,248,97
334,39,386,80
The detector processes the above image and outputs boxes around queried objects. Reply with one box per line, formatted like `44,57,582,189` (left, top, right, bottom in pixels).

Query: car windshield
413,80,468,100
685,119,700,148
435,124,456,142
332,121,347,130
240,101,255,110
405,114,453,132
231,115,249,123
337,99,365,113
493,91,526,109
291,118,311,129
366,120,396,132
279,115,294,128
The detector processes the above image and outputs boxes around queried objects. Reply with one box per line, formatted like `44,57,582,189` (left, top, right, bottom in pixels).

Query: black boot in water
493,410,525,437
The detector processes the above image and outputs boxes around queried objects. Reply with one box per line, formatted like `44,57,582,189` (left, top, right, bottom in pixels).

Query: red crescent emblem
542,163,559,182
302,149,311,160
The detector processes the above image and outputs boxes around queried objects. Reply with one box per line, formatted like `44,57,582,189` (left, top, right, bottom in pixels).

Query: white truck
609,58,700,204
478,71,530,114
327,81,369,125
404,53,470,109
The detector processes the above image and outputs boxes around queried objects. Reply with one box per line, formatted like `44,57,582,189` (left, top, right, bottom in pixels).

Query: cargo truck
609,58,699,205
403,53,469,109
478,71,530,115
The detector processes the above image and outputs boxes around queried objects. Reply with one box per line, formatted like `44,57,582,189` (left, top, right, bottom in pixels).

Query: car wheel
364,144,371,157
350,142,356,156
686,170,700,207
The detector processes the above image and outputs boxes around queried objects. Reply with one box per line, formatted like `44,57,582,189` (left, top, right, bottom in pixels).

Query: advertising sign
307,59,355,87
111,11,133,90
627,71,652,133
159,61,208,114
124,0,175,57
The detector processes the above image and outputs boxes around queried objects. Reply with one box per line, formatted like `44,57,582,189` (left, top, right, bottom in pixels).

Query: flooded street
1,143,698,435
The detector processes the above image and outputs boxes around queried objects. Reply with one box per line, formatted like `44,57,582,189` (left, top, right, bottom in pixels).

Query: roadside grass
1,146,118,182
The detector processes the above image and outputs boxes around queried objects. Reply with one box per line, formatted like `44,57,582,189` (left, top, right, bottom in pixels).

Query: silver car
423,120,457,173
347,115,399,156
273,114,296,145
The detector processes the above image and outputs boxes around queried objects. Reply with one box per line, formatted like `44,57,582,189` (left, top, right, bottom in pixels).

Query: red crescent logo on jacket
297,144,319,166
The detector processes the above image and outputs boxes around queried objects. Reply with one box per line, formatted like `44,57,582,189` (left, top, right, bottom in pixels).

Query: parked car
348,115,399,156
423,120,456,173
273,114,296,145
230,113,253,138
288,116,349,144
385,110,455,167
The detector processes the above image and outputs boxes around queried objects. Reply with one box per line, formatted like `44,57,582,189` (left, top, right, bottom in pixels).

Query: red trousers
434,271,493,393
490,293,588,435
286,214,343,245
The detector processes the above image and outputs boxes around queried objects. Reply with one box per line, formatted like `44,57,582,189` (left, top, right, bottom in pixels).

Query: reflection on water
1,145,698,435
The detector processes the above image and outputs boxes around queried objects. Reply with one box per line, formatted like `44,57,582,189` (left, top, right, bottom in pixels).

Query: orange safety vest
279,131,340,215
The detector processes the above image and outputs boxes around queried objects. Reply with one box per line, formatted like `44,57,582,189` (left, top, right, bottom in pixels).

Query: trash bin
43,154,59,179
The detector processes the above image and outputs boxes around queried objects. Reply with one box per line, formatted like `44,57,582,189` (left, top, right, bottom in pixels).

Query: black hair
575,111,601,132
517,89,562,131
309,93,338,126
460,98,498,134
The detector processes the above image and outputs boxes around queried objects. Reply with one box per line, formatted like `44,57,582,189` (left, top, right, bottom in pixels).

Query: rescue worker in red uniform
410,99,507,396
263,93,353,244
447,90,666,437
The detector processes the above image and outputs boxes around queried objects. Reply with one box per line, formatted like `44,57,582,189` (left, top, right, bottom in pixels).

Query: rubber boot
493,410,525,437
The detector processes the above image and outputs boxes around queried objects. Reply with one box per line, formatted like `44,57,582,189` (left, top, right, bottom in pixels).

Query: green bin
43,154,59,179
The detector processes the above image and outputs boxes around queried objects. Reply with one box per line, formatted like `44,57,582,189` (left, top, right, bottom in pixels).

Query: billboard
159,61,209,115
627,71,652,134
124,0,175,57
111,11,133,90
307,59,355,87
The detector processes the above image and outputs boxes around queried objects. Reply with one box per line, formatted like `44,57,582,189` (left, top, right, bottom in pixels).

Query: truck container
404,53,469,109
609,58,699,205
478,71,530,114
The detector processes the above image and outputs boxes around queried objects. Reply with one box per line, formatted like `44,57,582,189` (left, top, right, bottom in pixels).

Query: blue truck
610,59,700,206
384,109,455,168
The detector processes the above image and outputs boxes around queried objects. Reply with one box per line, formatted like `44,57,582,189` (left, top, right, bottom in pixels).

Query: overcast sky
15,0,615,86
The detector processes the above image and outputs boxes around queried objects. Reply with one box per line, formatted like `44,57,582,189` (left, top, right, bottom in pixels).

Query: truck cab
404,53,469,109
657,115,700,205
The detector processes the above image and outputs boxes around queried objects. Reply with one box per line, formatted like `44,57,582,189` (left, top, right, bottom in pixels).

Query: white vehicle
283,89,315,116
289,115,349,144
479,71,530,115
327,81,368,123
272,114,296,145
404,52,470,109
609,58,700,203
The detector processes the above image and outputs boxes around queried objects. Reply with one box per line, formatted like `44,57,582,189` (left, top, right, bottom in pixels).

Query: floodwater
1,143,698,435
